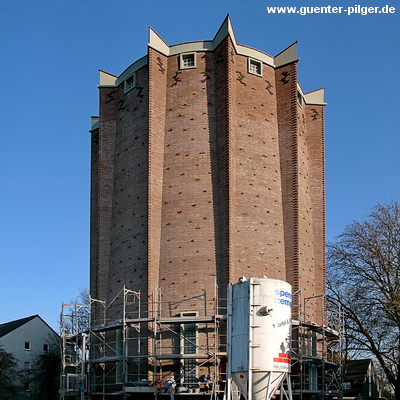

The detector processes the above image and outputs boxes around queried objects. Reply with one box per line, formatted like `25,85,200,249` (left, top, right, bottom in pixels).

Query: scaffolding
59,285,343,400
291,292,344,400
58,285,226,400
60,303,90,400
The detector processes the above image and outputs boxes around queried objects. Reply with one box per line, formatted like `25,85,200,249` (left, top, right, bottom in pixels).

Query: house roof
345,359,372,383
0,315,58,338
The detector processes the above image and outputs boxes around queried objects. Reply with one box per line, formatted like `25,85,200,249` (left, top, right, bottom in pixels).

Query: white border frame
248,58,262,77
180,52,197,70
124,73,136,93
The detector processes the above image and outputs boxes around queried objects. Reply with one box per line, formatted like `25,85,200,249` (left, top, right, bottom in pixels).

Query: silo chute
226,277,292,400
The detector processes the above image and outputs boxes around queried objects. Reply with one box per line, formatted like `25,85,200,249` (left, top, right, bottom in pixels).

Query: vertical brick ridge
147,49,155,310
276,61,300,298
213,37,231,302
289,62,300,294
320,110,326,322
306,103,326,299
225,37,236,285
317,109,326,324
97,115,107,302
95,127,101,299
320,111,326,291
147,48,167,307
89,126,99,300
95,87,118,304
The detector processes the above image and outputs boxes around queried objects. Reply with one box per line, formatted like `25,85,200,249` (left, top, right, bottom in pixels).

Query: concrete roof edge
99,70,117,86
148,26,170,56
304,88,327,105
90,116,99,132
274,42,299,67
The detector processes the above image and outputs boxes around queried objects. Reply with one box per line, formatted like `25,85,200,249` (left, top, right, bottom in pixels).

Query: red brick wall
148,48,168,307
276,62,299,294
91,86,118,304
275,61,326,322
109,67,149,313
91,39,326,323
89,127,99,300
232,47,286,283
92,69,150,318
306,103,326,322
158,48,219,312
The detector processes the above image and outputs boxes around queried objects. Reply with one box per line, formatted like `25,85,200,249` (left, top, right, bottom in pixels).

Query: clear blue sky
1,0,399,330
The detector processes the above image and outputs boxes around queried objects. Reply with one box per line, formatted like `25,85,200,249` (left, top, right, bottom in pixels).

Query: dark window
248,58,262,76
180,53,196,69
124,74,136,93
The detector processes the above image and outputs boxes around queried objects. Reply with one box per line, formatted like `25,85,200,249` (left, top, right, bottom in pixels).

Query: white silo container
227,277,292,400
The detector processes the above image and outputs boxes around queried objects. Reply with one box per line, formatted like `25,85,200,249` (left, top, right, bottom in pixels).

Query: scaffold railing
59,284,343,400
290,291,344,400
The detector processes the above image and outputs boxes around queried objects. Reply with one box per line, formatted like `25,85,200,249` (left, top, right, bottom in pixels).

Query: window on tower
248,58,262,76
124,73,136,93
180,53,196,69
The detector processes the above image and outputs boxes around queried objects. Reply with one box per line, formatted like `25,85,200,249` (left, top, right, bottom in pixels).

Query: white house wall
0,317,58,369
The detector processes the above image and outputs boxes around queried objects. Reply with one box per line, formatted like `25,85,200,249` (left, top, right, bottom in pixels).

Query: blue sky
1,0,399,330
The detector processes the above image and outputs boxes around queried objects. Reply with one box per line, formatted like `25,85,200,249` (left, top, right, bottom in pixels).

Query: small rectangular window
124,73,136,93
248,58,262,76
24,341,31,350
43,344,49,353
24,382,30,391
180,53,196,69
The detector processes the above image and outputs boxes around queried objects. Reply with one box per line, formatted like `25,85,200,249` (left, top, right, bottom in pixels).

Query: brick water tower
86,16,332,399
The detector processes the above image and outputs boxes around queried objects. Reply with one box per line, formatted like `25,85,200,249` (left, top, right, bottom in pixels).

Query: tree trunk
395,378,400,400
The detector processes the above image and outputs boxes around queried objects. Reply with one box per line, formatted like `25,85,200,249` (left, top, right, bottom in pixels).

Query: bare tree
327,201,400,400
61,288,90,334
71,288,90,332
0,346,23,399
30,342,60,400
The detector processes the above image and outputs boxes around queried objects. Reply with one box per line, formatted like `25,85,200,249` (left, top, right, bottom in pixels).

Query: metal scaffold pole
59,279,347,400
59,302,90,400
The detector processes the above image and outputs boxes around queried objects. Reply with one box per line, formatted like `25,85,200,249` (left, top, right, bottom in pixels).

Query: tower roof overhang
98,15,326,106
147,15,297,69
